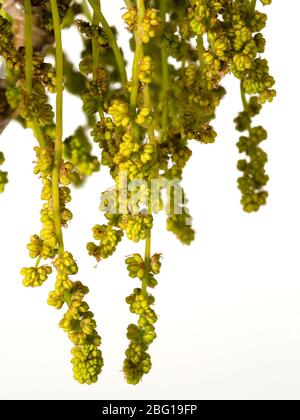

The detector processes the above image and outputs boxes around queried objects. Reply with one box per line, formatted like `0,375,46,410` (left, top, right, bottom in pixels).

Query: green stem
88,0,128,94
92,1,100,80
81,1,93,22
142,188,152,297
170,186,175,215
141,229,151,296
130,0,145,140
137,0,145,16
130,0,146,110
240,81,252,134
32,120,46,147
24,0,46,148
50,0,64,254
250,0,257,14
91,0,105,120
160,1,169,140
35,255,42,268
137,0,152,296
144,86,155,143
197,35,205,70
24,0,33,94
161,50,168,133
240,81,248,112
130,43,143,117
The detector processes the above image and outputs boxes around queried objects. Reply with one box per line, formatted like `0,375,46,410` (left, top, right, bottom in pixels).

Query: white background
0,1,300,400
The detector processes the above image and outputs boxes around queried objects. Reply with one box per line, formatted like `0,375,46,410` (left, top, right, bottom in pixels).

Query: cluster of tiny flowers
167,211,195,245
138,56,154,84
122,7,160,43
235,97,269,212
0,4,105,384
48,252,104,384
31,142,74,256
141,9,161,44
0,0,275,385
21,265,52,288
188,0,275,211
20,125,103,384
87,224,124,262
63,127,100,185
123,252,162,384
84,0,273,384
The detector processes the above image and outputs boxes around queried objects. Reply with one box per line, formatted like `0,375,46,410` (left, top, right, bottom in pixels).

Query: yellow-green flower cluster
126,253,145,279
119,214,153,243
123,252,160,385
22,132,103,383
235,100,269,212
122,7,137,32
48,252,104,384
138,55,154,85
126,253,162,281
87,224,123,262
188,0,275,210
122,7,160,43
21,144,57,268
21,265,52,288
93,97,158,184
64,127,100,185
108,99,130,128
142,9,161,44
0,11,56,121
167,211,195,246
29,143,73,258
136,107,153,128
